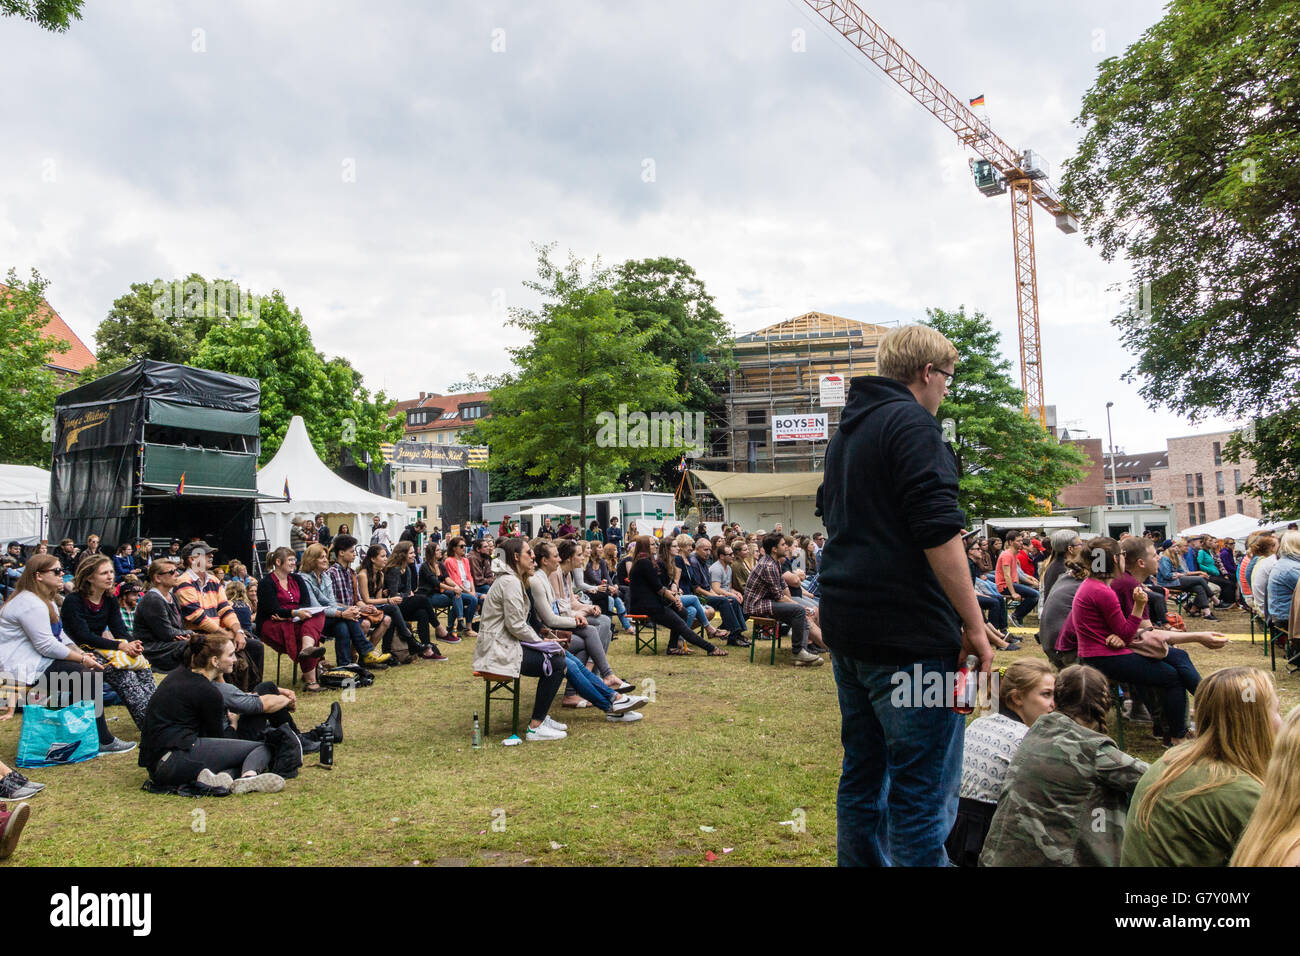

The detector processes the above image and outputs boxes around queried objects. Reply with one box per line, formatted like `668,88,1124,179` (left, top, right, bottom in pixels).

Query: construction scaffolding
698,312,891,474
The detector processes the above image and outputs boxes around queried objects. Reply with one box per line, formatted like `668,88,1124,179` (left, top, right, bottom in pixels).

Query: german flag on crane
969,94,985,107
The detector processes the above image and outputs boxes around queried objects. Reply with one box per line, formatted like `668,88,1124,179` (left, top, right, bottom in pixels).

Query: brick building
1057,438,1106,507
1105,450,1168,507
1163,431,1260,529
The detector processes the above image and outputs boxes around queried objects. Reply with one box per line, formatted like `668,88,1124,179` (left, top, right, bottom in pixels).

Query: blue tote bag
16,700,100,768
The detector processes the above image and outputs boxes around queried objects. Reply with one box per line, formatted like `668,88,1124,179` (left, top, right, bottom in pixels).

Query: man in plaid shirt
173,541,264,689
742,532,820,666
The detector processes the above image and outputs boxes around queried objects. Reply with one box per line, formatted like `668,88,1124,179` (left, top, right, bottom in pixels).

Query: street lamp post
1105,402,1119,513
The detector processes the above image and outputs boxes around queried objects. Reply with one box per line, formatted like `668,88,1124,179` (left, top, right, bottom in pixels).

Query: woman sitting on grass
59,554,157,730
474,538,569,741
946,659,1056,867
1232,704,1300,866
980,665,1148,867
1122,667,1278,867
139,633,293,793
0,554,134,756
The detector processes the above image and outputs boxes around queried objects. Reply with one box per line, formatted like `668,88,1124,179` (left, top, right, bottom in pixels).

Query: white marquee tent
0,464,50,543
1176,513,1300,540
256,416,409,550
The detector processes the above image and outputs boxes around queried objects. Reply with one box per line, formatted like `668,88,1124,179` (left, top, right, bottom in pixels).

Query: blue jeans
830,652,964,867
1003,583,1039,622
704,594,746,635
608,595,633,631
562,651,615,712
679,594,708,629
429,592,479,627
326,617,374,665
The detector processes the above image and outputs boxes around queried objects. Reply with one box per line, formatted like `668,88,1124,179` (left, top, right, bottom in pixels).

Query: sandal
706,646,728,657
303,681,326,693
667,646,694,656
561,698,592,708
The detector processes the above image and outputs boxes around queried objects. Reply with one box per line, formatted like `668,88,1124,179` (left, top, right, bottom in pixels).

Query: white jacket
0,590,77,685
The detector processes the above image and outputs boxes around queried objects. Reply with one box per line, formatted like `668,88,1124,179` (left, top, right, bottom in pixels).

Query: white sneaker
197,769,235,790
793,648,823,665
610,695,648,714
230,773,286,795
526,723,567,741
542,715,568,732
606,710,644,723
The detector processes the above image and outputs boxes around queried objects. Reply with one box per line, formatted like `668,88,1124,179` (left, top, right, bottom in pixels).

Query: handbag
16,699,99,768
84,645,152,671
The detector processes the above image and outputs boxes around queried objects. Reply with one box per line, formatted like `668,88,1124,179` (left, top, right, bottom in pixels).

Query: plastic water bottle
319,728,334,769
471,712,483,750
953,654,979,715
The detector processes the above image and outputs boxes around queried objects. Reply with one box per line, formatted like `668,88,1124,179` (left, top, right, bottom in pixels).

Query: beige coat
473,572,543,678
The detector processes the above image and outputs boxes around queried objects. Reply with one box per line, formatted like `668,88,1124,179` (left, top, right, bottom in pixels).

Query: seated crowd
2,514,1298,866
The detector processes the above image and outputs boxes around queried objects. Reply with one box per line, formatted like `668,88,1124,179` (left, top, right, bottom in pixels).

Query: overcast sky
1,0,1242,455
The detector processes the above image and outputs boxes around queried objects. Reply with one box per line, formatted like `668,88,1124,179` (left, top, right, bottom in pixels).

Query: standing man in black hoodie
818,324,995,867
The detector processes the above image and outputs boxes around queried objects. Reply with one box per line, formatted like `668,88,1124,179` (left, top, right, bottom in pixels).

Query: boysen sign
772,414,829,442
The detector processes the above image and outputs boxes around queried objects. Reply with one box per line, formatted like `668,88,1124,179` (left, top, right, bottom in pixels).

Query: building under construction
699,311,891,474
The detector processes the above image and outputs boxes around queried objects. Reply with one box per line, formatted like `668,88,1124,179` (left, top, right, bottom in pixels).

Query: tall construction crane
802,0,1078,427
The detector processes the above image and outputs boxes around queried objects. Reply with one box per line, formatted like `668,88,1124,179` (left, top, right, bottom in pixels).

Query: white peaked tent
0,464,50,542
256,416,409,550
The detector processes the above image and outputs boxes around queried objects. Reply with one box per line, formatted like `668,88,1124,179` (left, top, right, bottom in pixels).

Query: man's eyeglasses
932,367,955,385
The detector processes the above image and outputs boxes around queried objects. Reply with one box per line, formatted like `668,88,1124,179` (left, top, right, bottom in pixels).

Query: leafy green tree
1060,0,1300,516
614,257,734,490
88,274,251,374
924,306,1087,518
192,291,402,469
476,247,682,523
1,0,83,32
0,269,68,465
444,372,510,396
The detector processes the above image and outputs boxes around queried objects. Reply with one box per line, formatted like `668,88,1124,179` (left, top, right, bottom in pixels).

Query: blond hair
1133,667,1277,831
988,659,1055,718
301,543,329,573
1232,705,1300,866
1278,530,1300,559
877,324,958,383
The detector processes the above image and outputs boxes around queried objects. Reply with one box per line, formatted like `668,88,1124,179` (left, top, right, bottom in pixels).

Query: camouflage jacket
979,711,1149,866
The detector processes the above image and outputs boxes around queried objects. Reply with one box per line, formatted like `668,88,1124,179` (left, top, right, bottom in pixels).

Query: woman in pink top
441,537,480,636
1070,538,1200,744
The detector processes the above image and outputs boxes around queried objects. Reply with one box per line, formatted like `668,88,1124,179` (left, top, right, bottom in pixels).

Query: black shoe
727,638,752,647
324,701,343,744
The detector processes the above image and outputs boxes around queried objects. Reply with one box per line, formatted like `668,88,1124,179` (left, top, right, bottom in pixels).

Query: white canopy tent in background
514,503,578,516
0,464,50,543
256,416,409,551
1176,513,1299,540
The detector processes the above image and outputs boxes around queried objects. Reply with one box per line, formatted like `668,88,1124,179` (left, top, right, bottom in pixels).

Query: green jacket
980,711,1148,866
1120,756,1262,867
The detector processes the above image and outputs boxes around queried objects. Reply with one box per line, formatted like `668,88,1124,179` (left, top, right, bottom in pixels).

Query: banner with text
772,414,829,442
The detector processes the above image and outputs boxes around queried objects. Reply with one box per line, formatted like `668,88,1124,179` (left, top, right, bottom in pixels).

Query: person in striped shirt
173,542,264,690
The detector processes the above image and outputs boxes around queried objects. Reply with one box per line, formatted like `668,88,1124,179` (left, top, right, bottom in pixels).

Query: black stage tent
49,361,272,566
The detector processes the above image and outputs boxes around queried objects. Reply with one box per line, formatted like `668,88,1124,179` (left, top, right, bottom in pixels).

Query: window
1218,500,1226,518
1216,471,1224,494
1185,474,1194,496
1213,441,1221,465
400,481,407,495
1107,491,1115,506
1198,502,1206,524
1195,473,1204,497
1142,488,1152,502
1234,469,1242,492
421,480,428,494
437,478,442,492
1236,499,1244,513
1188,503,1197,525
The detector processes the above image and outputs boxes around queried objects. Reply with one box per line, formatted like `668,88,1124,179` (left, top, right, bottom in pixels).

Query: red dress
259,573,325,663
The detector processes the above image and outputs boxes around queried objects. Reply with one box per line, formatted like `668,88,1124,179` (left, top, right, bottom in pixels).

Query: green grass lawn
2,606,1291,866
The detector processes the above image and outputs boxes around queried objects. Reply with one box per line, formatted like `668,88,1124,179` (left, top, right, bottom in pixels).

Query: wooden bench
629,615,658,655
749,617,782,665
473,670,520,736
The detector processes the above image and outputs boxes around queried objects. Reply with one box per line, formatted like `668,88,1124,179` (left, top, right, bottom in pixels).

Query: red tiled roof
0,284,96,373
392,390,492,432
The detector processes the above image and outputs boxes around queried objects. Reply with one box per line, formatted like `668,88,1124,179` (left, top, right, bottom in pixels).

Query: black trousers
642,604,713,652
44,658,113,745
233,681,299,741
519,644,566,723
398,595,436,645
